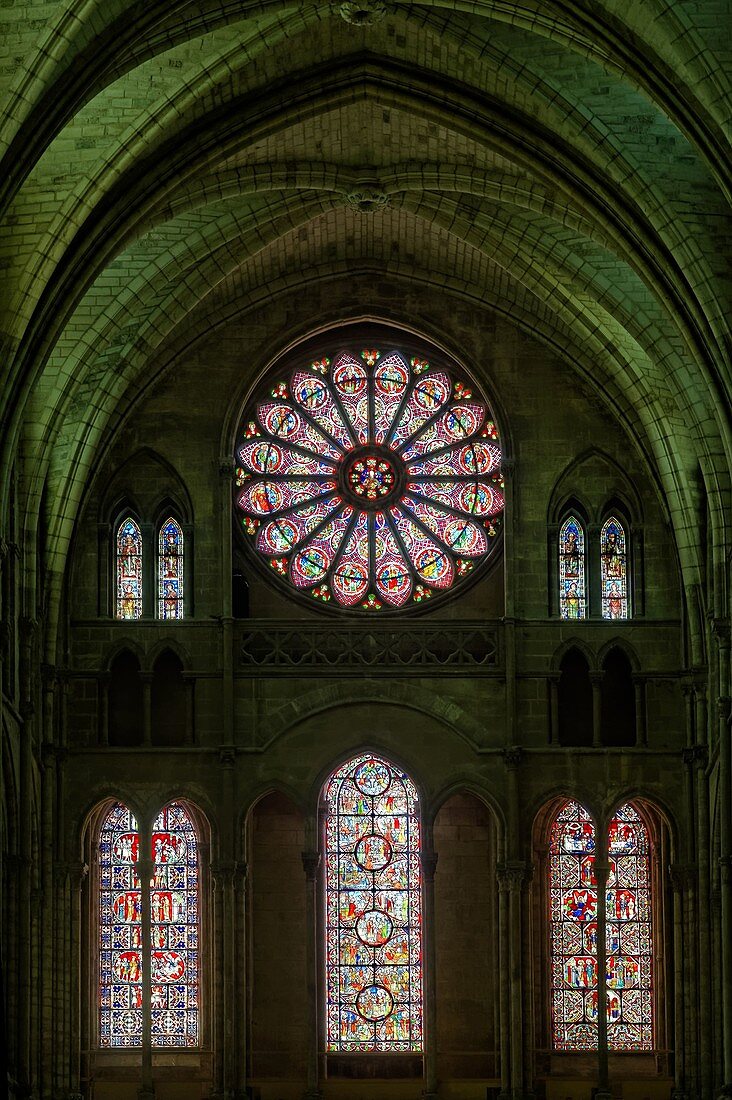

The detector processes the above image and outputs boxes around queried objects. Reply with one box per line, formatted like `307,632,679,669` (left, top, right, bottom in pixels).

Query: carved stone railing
238,621,501,673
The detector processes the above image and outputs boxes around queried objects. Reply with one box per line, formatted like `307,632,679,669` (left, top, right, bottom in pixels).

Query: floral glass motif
559,516,585,619
325,753,422,1051
98,801,199,1048
601,517,629,619
234,346,504,610
158,518,184,619
549,800,653,1052
116,517,143,619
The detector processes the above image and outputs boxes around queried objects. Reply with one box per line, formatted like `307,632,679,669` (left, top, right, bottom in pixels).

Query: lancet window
600,516,629,619
549,799,652,1051
115,517,143,619
158,517,184,619
98,800,199,1048
324,753,423,1050
558,515,586,619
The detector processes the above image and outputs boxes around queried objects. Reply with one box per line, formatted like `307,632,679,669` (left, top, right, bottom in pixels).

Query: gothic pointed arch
322,751,423,1051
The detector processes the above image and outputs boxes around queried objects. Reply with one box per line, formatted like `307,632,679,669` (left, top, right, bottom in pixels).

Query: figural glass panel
234,345,504,611
99,801,199,1048
549,800,653,1051
158,518,184,619
600,517,629,619
324,753,423,1051
116,517,143,619
559,516,586,619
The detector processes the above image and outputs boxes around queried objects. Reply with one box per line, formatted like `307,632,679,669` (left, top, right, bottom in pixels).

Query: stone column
669,863,693,1100
632,674,646,746
65,859,88,1098
210,857,242,1100
496,860,531,1100
421,848,439,1100
210,859,227,1098
301,850,322,1100
137,843,155,1100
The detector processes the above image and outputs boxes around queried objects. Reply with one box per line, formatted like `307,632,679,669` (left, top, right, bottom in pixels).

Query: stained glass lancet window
150,802,199,1046
116,517,143,619
549,800,653,1051
558,516,586,619
158,517,184,619
100,802,142,1046
606,803,652,1049
324,753,422,1050
234,344,504,611
600,516,629,619
98,801,199,1048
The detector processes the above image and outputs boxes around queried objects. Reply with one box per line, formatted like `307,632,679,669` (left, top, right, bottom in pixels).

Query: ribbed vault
1,0,730,644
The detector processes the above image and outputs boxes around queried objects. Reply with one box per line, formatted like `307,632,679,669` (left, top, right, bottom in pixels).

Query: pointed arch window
549,799,652,1051
558,516,586,619
158,517,184,619
600,516,629,619
116,517,143,619
98,800,199,1048
324,753,423,1051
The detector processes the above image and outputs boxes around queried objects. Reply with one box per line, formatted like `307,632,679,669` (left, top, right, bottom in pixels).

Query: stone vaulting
0,1,730,1098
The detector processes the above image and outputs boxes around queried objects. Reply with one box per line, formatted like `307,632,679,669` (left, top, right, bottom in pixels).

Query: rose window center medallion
235,343,505,610
344,449,399,504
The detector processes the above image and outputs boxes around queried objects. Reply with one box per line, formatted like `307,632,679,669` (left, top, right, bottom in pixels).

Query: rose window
234,344,504,610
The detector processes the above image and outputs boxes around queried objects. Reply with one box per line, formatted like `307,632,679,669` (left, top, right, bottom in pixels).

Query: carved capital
668,862,696,893
682,744,708,769
210,860,238,889
55,860,89,889
502,746,523,770
496,859,532,892
219,457,236,479
301,850,321,881
717,696,731,722
219,746,236,768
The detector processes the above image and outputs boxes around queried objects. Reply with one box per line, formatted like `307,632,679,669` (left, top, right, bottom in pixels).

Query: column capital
496,859,532,892
210,860,243,888
668,862,696,893
502,746,523,770
218,745,236,768
54,860,89,889
682,744,708,768
301,850,321,881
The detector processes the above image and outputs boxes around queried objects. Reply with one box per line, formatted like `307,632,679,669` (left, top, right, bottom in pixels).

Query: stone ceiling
0,0,729,632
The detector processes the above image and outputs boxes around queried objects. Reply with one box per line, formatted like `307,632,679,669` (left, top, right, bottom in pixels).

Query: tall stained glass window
549,800,653,1051
600,516,629,619
116,517,143,619
99,801,199,1048
324,753,422,1050
558,516,585,619
158,517,184,619
234,344,504,612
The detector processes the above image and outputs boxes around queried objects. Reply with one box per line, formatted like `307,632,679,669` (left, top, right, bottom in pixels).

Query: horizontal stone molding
238,621,500,673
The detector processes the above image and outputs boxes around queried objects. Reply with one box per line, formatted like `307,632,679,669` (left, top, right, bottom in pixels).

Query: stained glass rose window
234,344,504,611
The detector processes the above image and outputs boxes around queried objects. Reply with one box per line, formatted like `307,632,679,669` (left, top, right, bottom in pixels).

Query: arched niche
433,791,498,1081
246,791,307,1085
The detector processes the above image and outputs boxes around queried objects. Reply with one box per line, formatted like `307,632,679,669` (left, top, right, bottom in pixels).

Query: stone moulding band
239,624,499,670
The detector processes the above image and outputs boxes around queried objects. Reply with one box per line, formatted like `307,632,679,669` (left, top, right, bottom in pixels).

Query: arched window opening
600,516,629,619
116,517,143,619
158,517,184,619
601,649,636,746
549,800,597,1050
151,650,186,746
558,516,586,619
606,803,652,1049
98,801,199,1048
558,649,592,747
324,753,422,1051
549,800,653,1052
108,651,143,746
